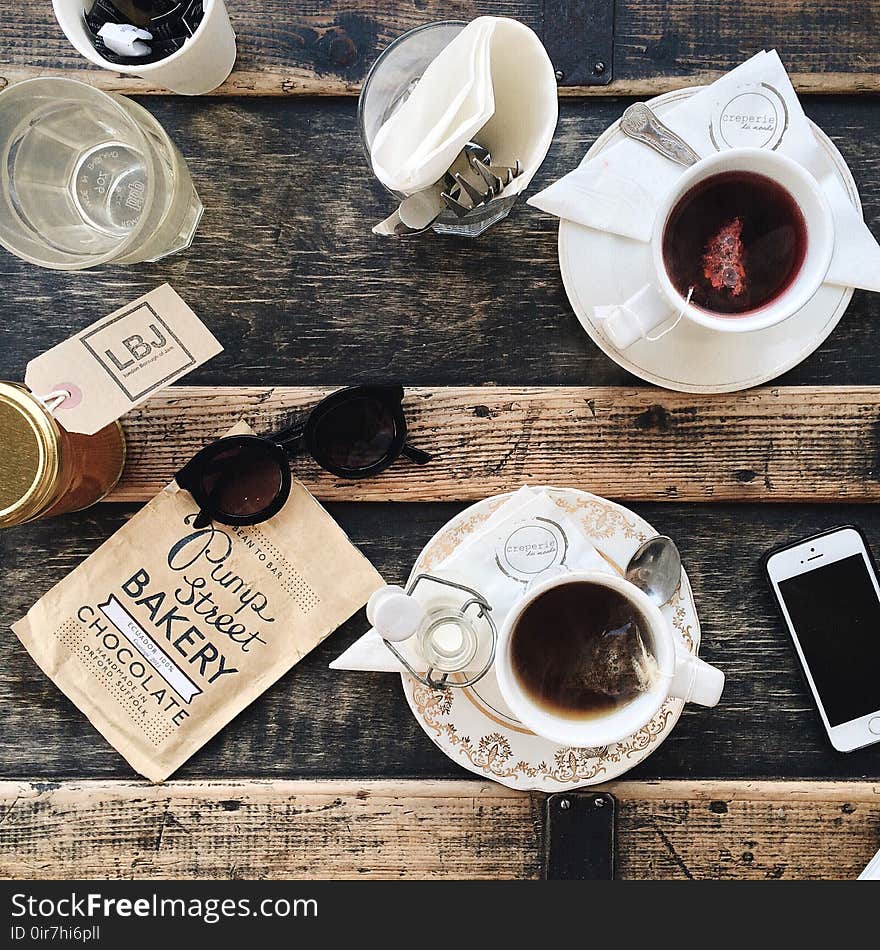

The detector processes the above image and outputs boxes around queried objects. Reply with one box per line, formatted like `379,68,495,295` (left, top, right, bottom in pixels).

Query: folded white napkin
859,846,880,880
529,50,880,293
370,16,557,198
330,486,611,674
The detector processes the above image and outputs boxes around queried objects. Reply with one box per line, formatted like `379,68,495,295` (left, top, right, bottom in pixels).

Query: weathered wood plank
1,2,877,95
614,0,880,91
1,97,879,389
5,500,880,782
111,385,880,503
2,779,878,879
0,1,543,92
4,66,877,98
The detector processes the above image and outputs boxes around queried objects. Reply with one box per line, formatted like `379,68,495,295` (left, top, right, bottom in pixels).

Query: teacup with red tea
663,169,808,316
598,148,836,350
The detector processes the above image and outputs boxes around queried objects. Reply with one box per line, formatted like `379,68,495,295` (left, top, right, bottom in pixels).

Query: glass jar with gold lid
0,382,126,528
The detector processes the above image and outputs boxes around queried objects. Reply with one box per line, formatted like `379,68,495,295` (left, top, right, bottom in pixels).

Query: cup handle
669,638,725,707
594,283,674,349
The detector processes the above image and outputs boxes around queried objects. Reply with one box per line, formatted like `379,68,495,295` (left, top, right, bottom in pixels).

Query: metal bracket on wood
543,791,616,879
542,0,615,86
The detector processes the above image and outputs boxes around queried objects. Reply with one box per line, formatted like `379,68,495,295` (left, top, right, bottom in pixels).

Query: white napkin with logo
528,50,880,293
330,486,611,674
370,16,557,198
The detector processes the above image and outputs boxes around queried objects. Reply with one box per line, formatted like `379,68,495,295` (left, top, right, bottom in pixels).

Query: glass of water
0,78,203,270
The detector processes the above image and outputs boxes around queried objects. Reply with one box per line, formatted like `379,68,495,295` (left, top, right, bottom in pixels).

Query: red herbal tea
662,170,807,315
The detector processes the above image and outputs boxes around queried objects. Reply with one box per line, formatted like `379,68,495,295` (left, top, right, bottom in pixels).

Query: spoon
372,188,448,236
620,102,701,167
373,143,492,236
625,535,682,606
372,143,522,235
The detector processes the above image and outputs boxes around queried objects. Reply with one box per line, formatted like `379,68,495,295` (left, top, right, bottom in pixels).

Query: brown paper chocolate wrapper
12,424,383,782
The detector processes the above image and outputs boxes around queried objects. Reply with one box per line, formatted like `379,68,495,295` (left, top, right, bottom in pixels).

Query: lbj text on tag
25,284,223,434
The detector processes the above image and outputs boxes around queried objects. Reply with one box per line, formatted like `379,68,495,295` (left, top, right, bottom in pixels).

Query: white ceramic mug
494,571,724,747
53,0,237,96
597,147,835,349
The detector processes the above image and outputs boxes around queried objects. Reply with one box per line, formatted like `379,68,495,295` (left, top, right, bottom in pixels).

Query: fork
373,143,524,236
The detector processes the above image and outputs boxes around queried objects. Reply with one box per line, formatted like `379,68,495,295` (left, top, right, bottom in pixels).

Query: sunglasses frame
176,385,430,527
176,435,292,528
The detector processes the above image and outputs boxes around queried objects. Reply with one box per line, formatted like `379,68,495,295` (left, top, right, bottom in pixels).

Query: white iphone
766,525,880,752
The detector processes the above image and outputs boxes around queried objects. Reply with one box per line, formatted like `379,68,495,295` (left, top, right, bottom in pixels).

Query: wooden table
1,1,879,880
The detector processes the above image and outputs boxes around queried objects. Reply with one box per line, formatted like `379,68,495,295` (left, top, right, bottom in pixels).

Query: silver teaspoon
625,535,682,606
620,103,701,167
372,142,493,236
372,189,446,236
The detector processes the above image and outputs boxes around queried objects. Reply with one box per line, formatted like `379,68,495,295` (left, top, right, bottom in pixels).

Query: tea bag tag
25,284,222,434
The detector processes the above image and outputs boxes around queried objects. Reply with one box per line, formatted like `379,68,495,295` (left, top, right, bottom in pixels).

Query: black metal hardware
542,0,615,87
543,791,616,879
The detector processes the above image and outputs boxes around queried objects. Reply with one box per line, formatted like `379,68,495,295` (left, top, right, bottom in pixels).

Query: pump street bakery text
73,516,277,729
13,445,384,782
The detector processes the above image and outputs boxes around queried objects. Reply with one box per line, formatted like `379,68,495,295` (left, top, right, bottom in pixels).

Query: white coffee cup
53,0,237,96
494,571,724,747
598,147,835,349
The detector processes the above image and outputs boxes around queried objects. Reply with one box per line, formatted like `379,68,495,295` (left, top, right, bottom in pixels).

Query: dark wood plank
2,779,878,880
0,2,542,94
614,0,880,92
1,97,879,388
107,385,880,504
4,500,880,781
1,2,878,95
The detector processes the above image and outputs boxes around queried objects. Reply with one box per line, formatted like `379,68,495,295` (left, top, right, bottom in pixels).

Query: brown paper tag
11,422,384,782
25,284,222,434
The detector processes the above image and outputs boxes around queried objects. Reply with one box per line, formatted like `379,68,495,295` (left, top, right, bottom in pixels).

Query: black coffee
662,171,807,315
510,582,657,721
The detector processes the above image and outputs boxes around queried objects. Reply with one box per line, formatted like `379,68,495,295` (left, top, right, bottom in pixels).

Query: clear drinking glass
357,20,516,238
0,78,203,270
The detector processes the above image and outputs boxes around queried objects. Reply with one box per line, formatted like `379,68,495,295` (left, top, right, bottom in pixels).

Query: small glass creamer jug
367,574,497,689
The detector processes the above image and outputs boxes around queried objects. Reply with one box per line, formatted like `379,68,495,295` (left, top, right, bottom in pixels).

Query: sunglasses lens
311,394,396,472
199,441,284,518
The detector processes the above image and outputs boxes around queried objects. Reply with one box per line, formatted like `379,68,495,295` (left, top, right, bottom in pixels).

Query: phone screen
778,553,880,726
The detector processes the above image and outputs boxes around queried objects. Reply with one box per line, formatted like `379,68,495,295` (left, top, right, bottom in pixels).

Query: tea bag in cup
529,50,880,348
578,615,660,698
513,582,661,710
331,486,612,679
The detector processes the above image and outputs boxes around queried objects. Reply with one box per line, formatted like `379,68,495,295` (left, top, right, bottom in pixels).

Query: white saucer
559,88,861,393
400,487,702,791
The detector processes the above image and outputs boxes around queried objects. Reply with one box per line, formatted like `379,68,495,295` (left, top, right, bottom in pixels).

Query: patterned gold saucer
400,487,700,791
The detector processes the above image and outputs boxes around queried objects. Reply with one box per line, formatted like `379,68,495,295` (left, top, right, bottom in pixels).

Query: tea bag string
644,287,692,343
36,389,72,415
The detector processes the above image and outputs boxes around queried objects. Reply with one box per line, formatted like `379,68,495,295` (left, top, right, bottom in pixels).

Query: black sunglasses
176,386,431,528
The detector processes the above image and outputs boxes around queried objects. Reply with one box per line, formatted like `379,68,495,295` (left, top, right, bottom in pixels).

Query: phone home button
869,716,880,736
